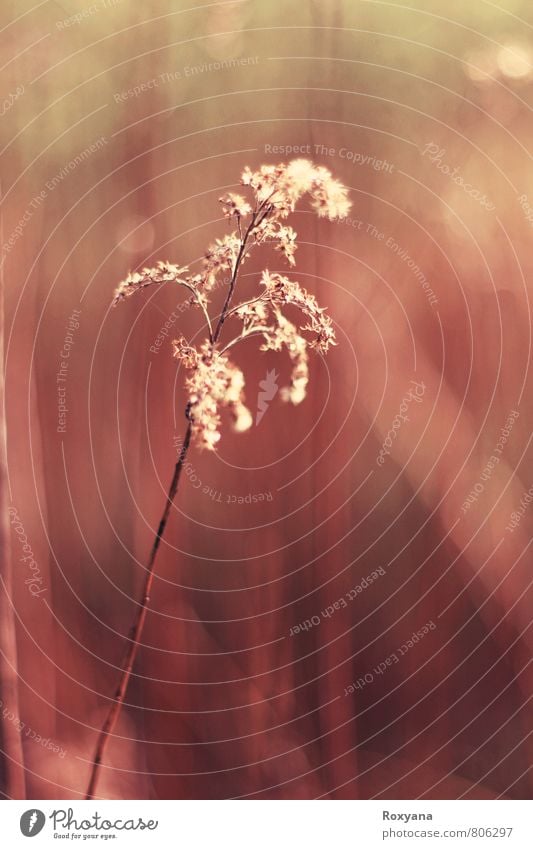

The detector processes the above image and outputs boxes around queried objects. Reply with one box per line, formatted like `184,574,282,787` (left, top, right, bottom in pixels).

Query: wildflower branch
212,213,257,343
86,158,350,799
112,262,213,343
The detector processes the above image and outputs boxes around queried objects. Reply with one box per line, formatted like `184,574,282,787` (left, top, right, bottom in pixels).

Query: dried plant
85,160,350,799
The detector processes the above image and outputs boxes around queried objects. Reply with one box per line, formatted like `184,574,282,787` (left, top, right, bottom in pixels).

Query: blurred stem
85,418,192,800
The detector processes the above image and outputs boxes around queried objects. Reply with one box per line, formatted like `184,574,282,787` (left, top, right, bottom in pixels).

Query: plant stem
86,191,275,800
85,418,193,800
213,215,256,343
213,195,275,344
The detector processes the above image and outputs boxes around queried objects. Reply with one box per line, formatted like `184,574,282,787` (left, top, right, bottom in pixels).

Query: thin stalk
181,283,213,342
85,419,192,800
212,194,274,343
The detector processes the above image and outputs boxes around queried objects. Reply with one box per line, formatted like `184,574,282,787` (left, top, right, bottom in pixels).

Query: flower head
219,192,252,219
113,159,348,448
260,270,337,354
284,158,318,194
260,311,309,405
112,261,189,306
241,158,351,221
174,341,252,449
310,168,352,219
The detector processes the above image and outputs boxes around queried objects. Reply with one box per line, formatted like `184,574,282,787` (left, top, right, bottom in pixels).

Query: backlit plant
85,159,350,799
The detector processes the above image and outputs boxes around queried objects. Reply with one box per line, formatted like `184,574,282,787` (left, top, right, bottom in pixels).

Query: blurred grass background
1,0,532,799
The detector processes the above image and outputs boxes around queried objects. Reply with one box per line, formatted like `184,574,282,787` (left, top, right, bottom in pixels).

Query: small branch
181,283,213,342
224,292,268,322
212,194,276,345
220,326,270,355
213,215,257,343
85,417,193,800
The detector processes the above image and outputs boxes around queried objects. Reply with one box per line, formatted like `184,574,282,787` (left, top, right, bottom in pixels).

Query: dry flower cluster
113,159,351,449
